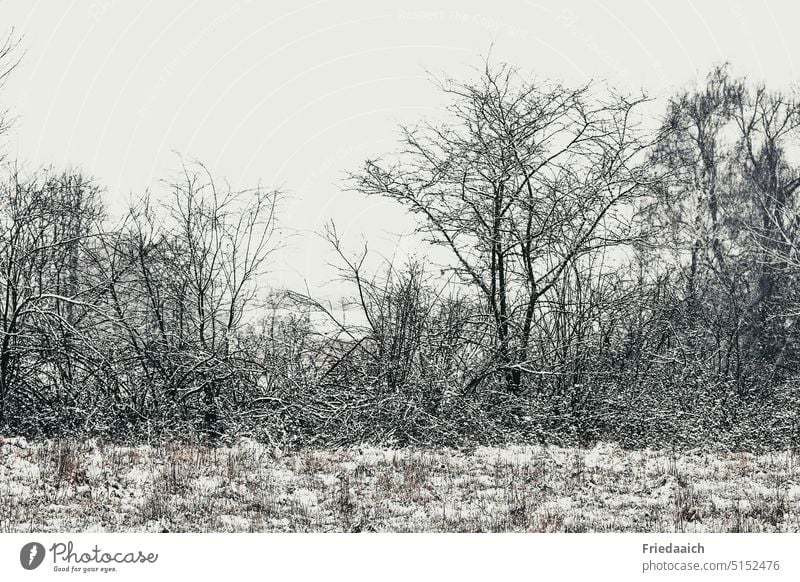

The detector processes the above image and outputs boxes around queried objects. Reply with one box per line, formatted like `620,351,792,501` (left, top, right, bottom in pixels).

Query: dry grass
1,437,799,532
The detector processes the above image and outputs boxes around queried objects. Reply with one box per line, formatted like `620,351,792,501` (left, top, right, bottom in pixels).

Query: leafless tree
0,168,105,427
648,66,800,385
352,63,657,394
100,162,280,436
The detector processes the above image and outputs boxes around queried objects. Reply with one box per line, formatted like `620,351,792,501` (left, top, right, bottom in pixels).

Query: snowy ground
1,436,799,532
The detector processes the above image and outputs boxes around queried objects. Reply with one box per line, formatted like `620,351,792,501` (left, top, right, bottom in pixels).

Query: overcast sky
1,0,798,296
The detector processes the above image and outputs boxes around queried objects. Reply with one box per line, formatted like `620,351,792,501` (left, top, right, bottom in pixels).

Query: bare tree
649,66,800,385
352,63,656,393
101,162,280,436
732,82,800,362
0,168,105,427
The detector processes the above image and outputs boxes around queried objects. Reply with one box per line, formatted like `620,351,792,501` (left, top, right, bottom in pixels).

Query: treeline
2,60,800,449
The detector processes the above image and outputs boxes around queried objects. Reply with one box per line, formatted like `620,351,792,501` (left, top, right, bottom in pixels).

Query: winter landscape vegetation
1,11,800,532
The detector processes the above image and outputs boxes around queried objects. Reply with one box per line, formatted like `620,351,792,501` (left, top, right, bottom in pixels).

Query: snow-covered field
1,436,799,532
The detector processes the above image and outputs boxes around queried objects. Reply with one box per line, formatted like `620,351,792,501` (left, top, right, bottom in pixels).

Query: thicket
2,51,799,449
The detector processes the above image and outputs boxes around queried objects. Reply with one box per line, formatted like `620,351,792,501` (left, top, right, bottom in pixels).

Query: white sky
0,0,798,298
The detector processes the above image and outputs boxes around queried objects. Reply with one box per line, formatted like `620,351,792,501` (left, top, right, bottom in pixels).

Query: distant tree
732,81,800,364
0,169,105,427
648,65,800,388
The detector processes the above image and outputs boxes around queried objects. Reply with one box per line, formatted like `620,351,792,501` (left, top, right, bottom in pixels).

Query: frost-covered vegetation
2,436,799,533
1,32,800,452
